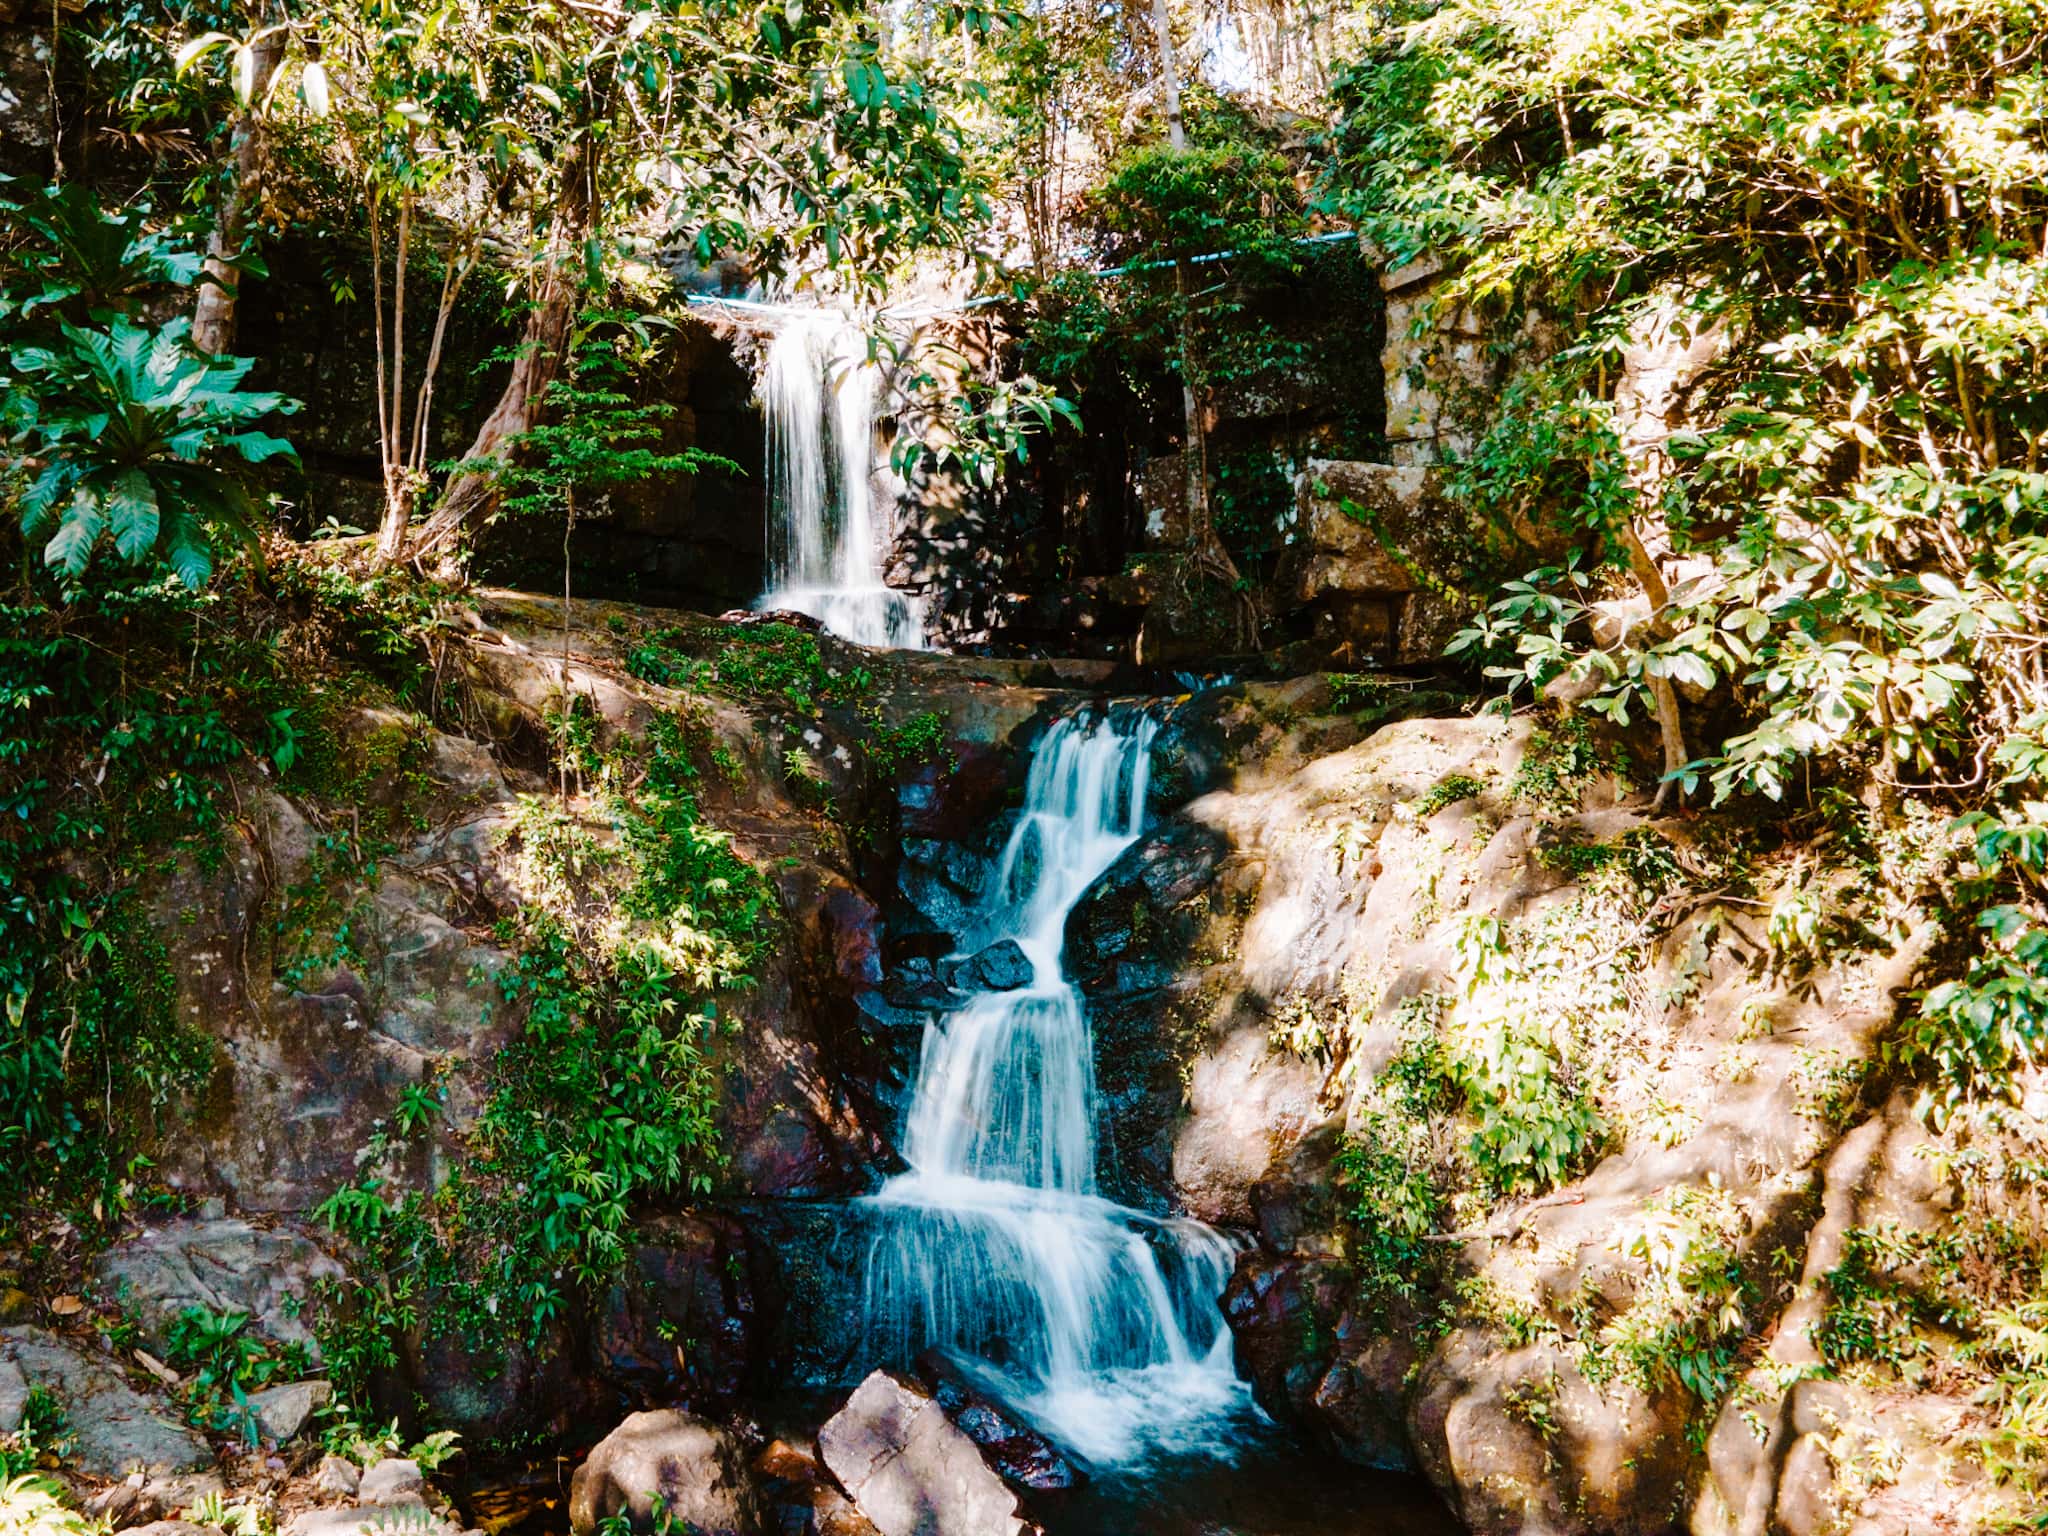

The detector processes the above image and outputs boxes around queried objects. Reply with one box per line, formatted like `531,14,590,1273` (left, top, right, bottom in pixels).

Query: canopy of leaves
1322,0,2048,1106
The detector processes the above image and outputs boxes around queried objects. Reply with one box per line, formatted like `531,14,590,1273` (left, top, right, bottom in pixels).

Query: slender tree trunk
191,27,284,355
1151,0,1210,548
372,188,418,567
1149,0,1253,645
1618,519,1690,809
409,135,598,569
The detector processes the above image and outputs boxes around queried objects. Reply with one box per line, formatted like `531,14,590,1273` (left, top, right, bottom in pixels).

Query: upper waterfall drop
755,311,927,650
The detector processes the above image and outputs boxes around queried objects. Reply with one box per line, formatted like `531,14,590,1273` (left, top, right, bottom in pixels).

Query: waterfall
858,708,1251,1467
755,312,927,650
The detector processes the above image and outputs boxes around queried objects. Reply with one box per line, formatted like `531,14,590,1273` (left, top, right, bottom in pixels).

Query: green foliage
1414,773,1484,820
486,309,736,526
1590,1184,1752,1410
0,1475,94,1536
0,554,446,1232
1815,1223,1958,1375
8,319,297,585
2,189,296,587
164,1305,311,1444
1446,915,1603,1196
864,709,954,778
1326,0,2048,1118
1507,711,1616,817
627,623,873,715
1334,1113,1445,1306
312,707,769,1396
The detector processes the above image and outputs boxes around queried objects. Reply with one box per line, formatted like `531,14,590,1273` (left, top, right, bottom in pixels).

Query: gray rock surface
566,1410,761,1535
815,1371,1027,1536
358,1459,425,1507
249,1379,330,1444
0,1327,212,1477
314,1455,362,1499
94,1218,344,1360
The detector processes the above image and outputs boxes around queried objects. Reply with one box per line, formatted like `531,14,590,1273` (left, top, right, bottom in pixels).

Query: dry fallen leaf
134,1348,182,1387
48,1294,84,1316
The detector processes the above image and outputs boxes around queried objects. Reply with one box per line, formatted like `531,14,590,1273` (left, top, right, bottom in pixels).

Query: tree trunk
408,136,597,569
191,29,284,355
1618,519,1690,808
1147,0,1252,645
1151,0,1211,548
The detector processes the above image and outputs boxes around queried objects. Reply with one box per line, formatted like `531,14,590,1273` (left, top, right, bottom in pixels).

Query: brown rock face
597,1215,758,1406
568,1409,764,1536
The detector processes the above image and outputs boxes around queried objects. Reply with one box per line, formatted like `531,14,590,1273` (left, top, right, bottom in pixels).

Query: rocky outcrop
912,1351,1082,1494
93,1217,344,1362
568,1410,763,1536
815,1372,1036,1536
0,1327,212,1478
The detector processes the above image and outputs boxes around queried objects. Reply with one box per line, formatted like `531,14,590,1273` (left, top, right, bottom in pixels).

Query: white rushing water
755,312,927,650
860,708,1252,1466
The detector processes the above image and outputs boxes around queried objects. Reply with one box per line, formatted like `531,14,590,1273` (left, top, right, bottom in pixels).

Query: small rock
143,1471,224,1514
811,1485,883,1536
752,1438,821,1484
0,1357,26,1433
946,940,1034,993
817,1370,1029,1536
284,1507,437,1536
358,1458,425,1506
87,1473,157,1529
567,1409,761,1536
314,1455,361,1499
248,1379,331,1445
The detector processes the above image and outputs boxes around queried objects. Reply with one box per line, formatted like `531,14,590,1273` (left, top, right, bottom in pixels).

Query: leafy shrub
1334,1114,1445,1304
164,1306,308,1443
1413,773,1484,820
9,319,296,585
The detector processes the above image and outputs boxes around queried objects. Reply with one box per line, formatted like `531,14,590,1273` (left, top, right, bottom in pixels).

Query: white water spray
861,708,1252,1466
755,312,926,649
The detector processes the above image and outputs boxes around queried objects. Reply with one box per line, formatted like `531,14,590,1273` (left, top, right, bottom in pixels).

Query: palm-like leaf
6,316,299,584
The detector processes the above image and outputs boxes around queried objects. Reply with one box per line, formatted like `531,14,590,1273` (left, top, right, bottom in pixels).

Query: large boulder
815,1371,1033,1536
93,1217,345,1361
0,1327,212,1478
568,1410,763,1536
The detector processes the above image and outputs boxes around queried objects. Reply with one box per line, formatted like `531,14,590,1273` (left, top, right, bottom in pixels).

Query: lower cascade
754,310,927,650
857,706,1252,1466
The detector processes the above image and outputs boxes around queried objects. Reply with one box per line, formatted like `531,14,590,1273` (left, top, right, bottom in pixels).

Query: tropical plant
7,318,296,584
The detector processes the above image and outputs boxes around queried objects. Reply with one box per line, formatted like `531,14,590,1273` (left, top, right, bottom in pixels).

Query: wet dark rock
1062,819,1230,1207
816,1371,1033,1536
896,864,979,939
943,940,1032,993
1224,1252,1420,1474
898,744,1009,841
598,1215,758,1408
913,1350,1083,1494
568,1409,764,1536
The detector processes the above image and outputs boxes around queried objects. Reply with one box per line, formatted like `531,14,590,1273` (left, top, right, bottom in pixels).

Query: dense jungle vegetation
6,0,2048,1529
